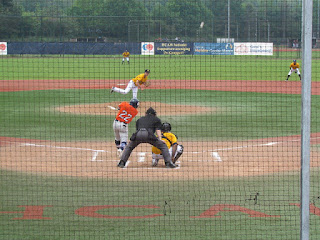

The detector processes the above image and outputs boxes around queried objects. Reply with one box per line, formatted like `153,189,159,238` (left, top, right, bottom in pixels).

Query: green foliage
1,0,308,42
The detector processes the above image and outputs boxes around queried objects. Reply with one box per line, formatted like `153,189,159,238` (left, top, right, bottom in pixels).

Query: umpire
118,107,176,168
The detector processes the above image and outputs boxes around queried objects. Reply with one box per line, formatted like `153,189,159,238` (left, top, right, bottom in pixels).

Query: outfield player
110,69,151,99
151,122,184,167
122,50,130,64
286,59,301,81
113,98,139,157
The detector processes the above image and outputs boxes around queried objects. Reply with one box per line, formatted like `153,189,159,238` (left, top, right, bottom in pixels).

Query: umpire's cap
146,107,156,115
145,69,151,73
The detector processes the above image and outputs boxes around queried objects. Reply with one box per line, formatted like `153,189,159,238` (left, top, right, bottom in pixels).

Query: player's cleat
110,87,114,93
118,160,126,168
285,79,288,81
165,162,176,168
152,159,159,167
117,149,123,157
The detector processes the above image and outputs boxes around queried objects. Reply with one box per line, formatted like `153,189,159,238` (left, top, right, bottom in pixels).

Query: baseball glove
145,81,151,87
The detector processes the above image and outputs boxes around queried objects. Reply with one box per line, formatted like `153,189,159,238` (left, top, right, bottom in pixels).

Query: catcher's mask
162,122,172,132
129,98,139,108
146,107,156,115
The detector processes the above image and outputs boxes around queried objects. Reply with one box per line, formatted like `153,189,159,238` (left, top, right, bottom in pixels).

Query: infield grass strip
1,169,320,239
1,89,320,141
1,54,320,81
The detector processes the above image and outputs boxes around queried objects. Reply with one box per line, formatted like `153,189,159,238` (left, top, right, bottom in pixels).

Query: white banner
141,42,154,55
0,42,7,55
234,42,273,55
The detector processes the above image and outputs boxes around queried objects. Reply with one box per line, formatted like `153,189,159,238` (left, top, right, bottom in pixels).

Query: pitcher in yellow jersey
122,50,130,64
151,122,184,167
111,69,151,99
286,59,301,81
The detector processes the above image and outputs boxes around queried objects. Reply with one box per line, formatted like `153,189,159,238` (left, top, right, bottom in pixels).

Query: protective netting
1,0,320,239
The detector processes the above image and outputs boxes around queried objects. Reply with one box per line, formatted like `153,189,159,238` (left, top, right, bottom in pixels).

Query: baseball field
1,53,320,239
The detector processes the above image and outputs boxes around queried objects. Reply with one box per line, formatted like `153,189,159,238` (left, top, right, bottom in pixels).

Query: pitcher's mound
56,101,215,116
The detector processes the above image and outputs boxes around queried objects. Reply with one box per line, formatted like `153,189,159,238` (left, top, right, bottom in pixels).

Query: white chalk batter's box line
5,136,318,163
16,142,221,162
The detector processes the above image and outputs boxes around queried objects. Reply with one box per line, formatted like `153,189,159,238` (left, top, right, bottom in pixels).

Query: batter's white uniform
113,119,129,144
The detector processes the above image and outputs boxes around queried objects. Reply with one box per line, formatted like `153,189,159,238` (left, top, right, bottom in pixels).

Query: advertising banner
0,42,7,55
141,42,154,55
194,43,234,55
155,42,192,55
234,42,273,55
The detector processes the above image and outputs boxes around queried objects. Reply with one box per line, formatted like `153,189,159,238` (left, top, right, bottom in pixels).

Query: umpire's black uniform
118,107,176,168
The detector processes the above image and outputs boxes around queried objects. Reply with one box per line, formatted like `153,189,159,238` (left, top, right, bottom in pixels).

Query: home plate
211,152,222,162
137,152,146,162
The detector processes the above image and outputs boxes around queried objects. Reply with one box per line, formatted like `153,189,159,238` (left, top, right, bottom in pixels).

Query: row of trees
0,0,313,43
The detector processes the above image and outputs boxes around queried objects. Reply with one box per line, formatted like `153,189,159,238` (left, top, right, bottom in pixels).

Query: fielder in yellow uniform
151,122,184,167
111,69,151,99
122,50,130,64
286,59,301,81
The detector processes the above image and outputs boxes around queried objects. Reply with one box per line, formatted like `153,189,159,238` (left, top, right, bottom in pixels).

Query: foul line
209,137,320,152
20,143,107,162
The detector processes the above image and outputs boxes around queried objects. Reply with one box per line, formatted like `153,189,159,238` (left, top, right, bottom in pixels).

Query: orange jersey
115,102,138,124
132,73,148,86
122,51,130,57
290,62,300,69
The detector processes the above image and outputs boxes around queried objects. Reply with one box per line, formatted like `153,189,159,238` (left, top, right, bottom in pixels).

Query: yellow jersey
152,132,178,154
290,62,300,69
132,73,148,86
122,51,130,57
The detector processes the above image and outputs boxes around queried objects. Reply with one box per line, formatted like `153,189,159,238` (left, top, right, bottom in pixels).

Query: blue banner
155,42,193,55
7,42,141,55
194,43,234,55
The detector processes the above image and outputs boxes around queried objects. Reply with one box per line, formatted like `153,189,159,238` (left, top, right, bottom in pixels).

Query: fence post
301,0,313,239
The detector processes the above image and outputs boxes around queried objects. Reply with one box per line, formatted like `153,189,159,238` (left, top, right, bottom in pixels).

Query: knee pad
177,144,184,153
174,145,184,162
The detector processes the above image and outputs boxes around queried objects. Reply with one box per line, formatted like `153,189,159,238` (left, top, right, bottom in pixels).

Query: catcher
286,59,301,81
151,122,184,167
122,50,130,64
110,69,151,99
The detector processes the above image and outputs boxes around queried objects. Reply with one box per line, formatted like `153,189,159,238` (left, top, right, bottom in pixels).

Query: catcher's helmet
146,107,156,115
162,122,171,132
129,98,139,108
293,59,296,63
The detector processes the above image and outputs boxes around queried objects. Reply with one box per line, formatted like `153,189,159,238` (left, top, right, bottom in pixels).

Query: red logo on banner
143,43,153,51
0,44,7,51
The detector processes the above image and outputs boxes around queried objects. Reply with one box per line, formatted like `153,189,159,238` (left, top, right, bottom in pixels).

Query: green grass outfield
1,54,320,239
2,88,320,141
0,53,319,81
